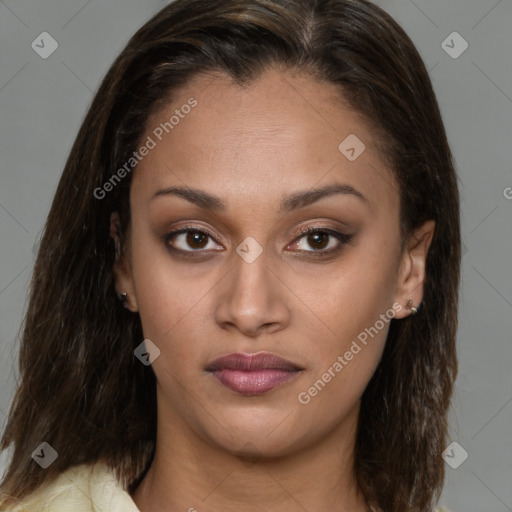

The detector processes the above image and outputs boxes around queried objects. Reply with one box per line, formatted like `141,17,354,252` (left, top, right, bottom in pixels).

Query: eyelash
295,226,354,257
163,225,354,259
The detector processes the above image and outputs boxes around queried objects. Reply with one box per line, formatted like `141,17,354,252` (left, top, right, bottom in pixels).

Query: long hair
0,1,460,510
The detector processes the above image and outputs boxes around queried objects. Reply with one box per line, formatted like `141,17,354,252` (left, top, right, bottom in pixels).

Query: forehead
131,68,399,215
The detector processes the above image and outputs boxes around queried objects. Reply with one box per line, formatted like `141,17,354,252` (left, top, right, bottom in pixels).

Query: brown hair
0,1,460,510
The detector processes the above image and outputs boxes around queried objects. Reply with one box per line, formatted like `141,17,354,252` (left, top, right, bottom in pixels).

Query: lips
205,352,303,396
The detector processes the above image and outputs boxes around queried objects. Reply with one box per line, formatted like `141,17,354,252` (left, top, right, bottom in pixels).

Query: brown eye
305,231,330,250
164,228,223,254
185,231,208,249
290,227,354,257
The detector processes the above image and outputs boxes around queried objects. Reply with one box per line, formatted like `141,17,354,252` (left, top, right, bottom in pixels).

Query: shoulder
435,507,453,512
1,461,140,512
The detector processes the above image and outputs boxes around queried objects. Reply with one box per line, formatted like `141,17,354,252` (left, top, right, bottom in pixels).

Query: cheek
294,342,384,440
290,240,398,402
293,245,398,350
295,275,392,421
129,234,208,354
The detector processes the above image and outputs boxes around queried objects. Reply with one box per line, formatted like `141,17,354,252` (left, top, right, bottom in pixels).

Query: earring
406,299,419,315
118,292,128,304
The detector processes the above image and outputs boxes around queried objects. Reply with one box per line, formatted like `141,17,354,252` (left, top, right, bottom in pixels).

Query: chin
198,407,314,459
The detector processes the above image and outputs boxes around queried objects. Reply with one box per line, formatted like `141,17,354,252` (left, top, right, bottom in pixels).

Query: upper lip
205,352,303,372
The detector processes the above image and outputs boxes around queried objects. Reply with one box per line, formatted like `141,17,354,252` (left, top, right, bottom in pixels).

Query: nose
214,243,290,338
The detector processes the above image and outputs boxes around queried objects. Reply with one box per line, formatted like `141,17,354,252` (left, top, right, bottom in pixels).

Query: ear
110,211,138,312
393,220,435,319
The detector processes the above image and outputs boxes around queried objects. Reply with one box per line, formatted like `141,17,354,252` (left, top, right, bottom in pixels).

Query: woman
0,0,460,511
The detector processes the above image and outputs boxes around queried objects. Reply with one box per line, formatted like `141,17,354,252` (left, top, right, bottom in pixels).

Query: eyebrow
151,182,366,212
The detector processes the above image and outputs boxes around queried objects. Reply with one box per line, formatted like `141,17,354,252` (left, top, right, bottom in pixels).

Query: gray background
1,0,511,510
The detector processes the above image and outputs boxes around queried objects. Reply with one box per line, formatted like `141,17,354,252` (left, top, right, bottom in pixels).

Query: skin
110,67,435,512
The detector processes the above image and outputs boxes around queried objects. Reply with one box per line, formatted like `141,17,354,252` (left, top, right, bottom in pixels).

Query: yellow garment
1,461,453,511
2,461,139,512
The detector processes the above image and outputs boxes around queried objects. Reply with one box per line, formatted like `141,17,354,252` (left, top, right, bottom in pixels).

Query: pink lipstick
205,352,302,396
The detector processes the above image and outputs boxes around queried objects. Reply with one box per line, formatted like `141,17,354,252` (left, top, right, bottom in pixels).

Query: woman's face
113,68,432,458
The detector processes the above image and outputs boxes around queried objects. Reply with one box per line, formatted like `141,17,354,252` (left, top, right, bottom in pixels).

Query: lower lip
210,369,300,396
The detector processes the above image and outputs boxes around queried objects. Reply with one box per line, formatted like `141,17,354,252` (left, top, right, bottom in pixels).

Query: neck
131,400,368,512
